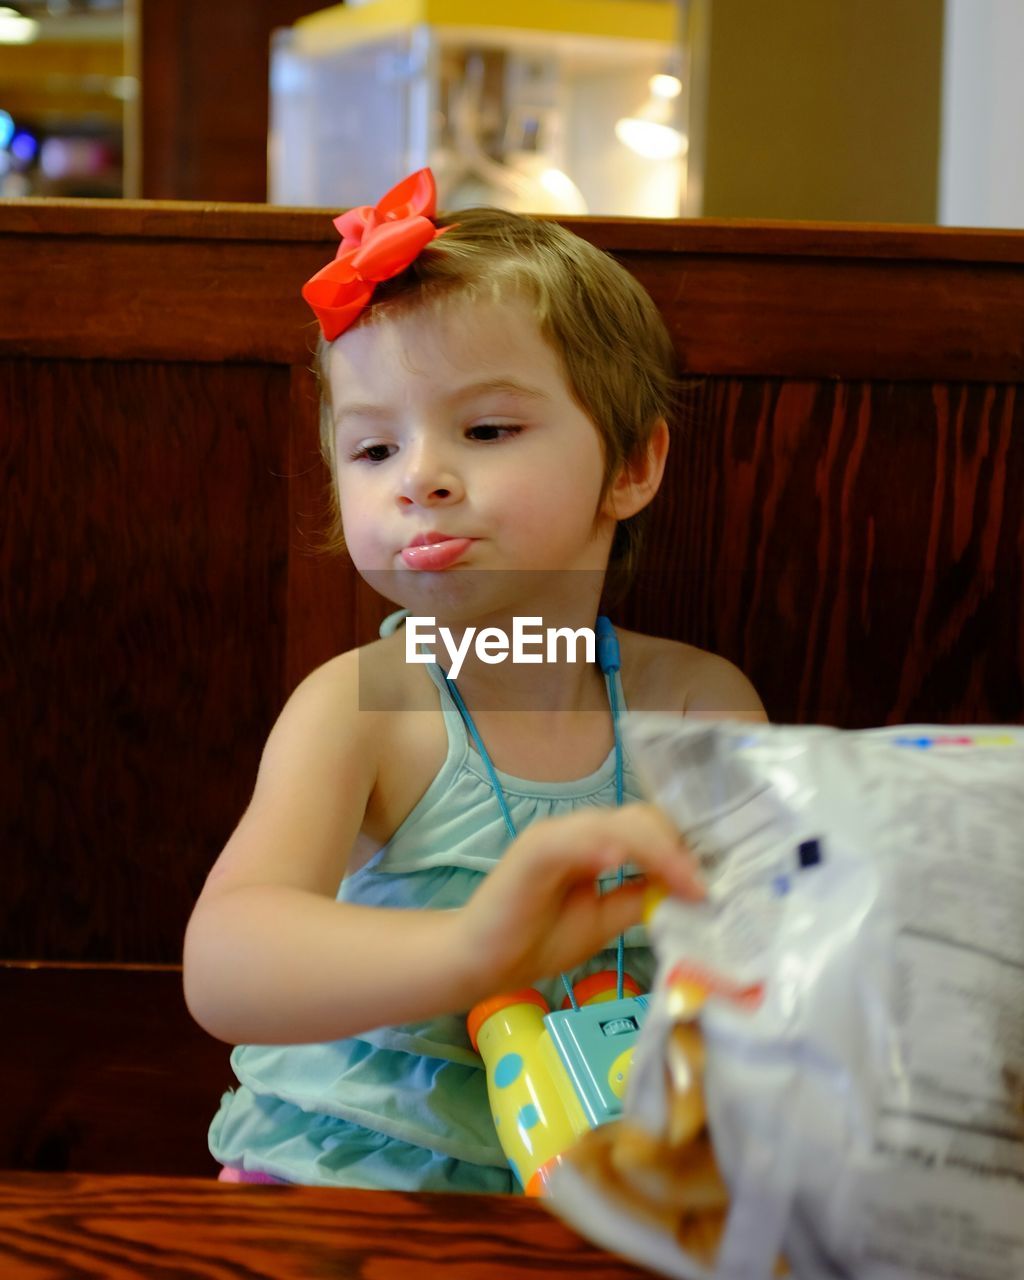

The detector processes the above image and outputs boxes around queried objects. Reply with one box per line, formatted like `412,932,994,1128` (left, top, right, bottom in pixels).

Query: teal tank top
209,620,652,1193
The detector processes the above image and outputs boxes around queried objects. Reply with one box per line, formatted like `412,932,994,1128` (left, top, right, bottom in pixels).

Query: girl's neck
442,649,611,716
425,593,611,715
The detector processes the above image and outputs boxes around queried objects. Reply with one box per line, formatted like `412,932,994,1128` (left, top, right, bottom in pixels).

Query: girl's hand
456,803,703,1001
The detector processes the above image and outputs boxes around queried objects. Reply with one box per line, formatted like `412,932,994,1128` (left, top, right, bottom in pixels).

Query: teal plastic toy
468,970,648,1194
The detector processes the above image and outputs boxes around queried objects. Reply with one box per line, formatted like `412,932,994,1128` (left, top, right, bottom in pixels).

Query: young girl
183,170,765,1194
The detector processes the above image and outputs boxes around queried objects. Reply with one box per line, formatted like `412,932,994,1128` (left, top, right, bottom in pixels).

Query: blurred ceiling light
11,129,37,162
650,73,683,100
615,73,688,161
500,151,588,215
0,6,39,42
537,165,586,211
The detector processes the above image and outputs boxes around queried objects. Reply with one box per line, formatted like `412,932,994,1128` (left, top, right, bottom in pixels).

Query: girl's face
327,295,619,615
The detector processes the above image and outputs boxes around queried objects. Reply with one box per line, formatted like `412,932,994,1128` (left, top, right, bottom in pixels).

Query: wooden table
0,1172,655,1279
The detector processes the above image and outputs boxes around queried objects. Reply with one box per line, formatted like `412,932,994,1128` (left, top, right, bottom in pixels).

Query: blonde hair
316,206,679,593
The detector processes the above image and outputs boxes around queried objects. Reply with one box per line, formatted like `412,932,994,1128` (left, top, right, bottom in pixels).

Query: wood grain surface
138,2,324,204
620,376,1024,727
0,1172,654,1280
0,966,228,1178
2,359,288,961
3,202,1024,380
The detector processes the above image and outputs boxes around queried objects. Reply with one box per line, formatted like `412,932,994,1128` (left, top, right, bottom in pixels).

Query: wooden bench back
3,201,1022,1173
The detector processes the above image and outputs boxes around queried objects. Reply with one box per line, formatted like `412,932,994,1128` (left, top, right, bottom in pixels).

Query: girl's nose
396,445,464,508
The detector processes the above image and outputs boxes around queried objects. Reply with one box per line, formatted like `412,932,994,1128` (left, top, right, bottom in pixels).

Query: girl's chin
357,565,491,614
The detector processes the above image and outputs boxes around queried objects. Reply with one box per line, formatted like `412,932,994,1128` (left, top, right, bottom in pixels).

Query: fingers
589,880,650,941
540,878,649,977
522,804,705,903
462,804,704,996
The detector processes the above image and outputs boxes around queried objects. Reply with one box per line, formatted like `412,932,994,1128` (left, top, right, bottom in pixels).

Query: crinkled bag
550,718,1024,1280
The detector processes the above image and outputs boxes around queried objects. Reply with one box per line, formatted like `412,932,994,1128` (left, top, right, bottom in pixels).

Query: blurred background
0,0,1020,226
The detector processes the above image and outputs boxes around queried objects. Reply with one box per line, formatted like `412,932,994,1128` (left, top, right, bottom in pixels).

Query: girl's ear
602,417,670,521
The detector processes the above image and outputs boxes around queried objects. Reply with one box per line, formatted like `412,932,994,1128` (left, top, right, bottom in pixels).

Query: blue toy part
544,994,649,1128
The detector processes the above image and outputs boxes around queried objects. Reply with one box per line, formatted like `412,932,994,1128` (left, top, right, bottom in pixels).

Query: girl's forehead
326,293,560,389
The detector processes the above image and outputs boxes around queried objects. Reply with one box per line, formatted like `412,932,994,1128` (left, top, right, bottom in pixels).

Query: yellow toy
468,970,645,1195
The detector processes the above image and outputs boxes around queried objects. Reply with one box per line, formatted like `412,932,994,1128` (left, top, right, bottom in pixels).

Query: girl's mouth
400,537,473,571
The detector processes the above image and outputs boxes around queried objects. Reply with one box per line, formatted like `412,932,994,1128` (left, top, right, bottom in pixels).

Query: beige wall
699,0,944,222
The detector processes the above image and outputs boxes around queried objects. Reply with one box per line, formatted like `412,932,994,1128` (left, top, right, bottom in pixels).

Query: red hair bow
302,168,445,341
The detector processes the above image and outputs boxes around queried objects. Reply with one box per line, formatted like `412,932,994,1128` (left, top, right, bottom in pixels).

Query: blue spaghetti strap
597,617,627,997
441,677,518,844
438,615,628,1013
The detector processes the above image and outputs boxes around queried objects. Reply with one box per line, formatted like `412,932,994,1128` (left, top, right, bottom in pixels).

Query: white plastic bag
550,719,1024,1280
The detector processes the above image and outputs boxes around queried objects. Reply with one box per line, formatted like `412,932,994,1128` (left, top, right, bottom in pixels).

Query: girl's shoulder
617,628,767,722
301,628,434,700
282,633,449,858
280,629,434,754
330,630,450,857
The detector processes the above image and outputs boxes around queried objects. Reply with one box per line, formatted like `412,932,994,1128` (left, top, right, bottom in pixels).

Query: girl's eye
466,424,521,442
351,443,395,463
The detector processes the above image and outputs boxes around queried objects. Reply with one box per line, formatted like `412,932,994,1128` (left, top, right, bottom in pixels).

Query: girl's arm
183,650,488,1045
183,653,703,1046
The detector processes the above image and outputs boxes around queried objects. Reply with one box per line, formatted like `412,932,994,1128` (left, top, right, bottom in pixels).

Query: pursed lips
400,532,474,571
405,530,463,549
